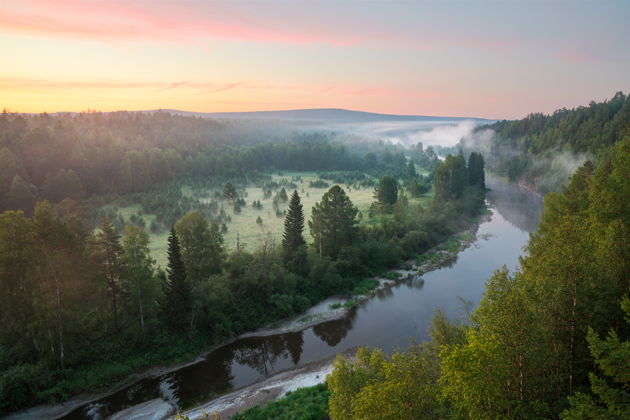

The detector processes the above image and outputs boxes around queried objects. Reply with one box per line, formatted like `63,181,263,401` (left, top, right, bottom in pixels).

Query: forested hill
468,92,630,193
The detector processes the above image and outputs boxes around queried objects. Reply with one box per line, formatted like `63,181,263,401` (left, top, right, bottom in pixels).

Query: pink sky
1,0,629,118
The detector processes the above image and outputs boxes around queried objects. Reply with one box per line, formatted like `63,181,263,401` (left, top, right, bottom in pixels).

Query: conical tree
161,226,192,332
282,190,307,273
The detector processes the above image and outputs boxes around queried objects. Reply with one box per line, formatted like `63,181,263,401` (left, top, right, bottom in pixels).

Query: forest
467,92,630,193
0,111,418,216
0,111,485,414
234,138,629,420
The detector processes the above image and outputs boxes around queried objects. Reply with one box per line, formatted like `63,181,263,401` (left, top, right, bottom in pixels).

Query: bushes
0,362,55,413
232,383,329,420
401,230,431,256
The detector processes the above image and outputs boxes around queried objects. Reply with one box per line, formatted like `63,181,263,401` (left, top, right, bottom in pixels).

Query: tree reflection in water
312,308,358,346
233,331,304,376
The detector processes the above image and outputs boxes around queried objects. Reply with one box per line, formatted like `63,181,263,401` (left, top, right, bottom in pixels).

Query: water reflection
60,177,541,420
486,175,542,233
312,308,357,347
233,332,304,375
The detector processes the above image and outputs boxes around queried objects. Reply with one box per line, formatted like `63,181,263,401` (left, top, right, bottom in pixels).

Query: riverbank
7,208,489,420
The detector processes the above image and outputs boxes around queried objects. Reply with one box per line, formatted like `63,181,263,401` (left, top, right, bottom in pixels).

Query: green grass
329,302,342,310
416,251,443,266
232,383,329,420
113,171,379,268
350,278,380,295
343,299,359,309
381,271,402,281
103,171,436,269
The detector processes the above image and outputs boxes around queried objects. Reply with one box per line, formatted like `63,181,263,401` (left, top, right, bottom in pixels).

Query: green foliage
223,182,238,200
476,92,630,193
0,135,485,414
434,154,468,203
327,345,442,420
309,186,359,259
282,190,307,274
374,175,399,209
161,226,192,331
350,278,379,295
561,297,630,420
232,383,329,420
439,140,630,419
467,152,485,189
175,211,226,282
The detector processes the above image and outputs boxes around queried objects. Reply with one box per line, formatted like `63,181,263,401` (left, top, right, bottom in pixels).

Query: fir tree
161,226,192,332
282,190,306,273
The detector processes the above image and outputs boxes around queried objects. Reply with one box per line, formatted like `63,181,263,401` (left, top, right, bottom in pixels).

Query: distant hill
151,108,490,123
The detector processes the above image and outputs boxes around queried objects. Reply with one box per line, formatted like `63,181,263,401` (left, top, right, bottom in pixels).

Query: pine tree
223,182,237,201
406,159,417,179
467,152,486,190
282,190,306,273
161,226,192,332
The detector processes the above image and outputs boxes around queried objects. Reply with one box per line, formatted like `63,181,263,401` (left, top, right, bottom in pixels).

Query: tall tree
161,226,192,332
5,175,37,215
175,211,225,282
282,190,307,273
309,185,358,259
0,211,36,359
95,220,124,329
433,154,467,202
406,159,417,179
223,182,237,201
561,297,630,420
121,225,157,333
374,175,398,210
467,152,486,190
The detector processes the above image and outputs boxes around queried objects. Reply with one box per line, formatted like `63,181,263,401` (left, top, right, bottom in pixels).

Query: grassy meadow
110,170,432,268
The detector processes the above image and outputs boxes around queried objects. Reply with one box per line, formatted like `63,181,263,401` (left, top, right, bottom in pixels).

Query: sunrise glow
2,0,629,118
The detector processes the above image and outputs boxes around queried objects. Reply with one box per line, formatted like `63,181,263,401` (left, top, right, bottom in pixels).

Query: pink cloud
0,0,519,53
0,0,360,46
558,50,596,63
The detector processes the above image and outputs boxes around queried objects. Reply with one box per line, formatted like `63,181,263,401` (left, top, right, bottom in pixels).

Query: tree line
0,152,486,414
0,111,412,215
325,139,630,420
468,92,630,193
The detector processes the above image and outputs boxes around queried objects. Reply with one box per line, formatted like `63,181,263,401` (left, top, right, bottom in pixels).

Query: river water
62,176,542,419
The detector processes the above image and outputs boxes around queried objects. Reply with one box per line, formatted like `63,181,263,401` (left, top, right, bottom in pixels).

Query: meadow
108,170,432,268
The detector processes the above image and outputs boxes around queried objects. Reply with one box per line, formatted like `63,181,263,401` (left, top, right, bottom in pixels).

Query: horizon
2,1,629,119
12,106,493,121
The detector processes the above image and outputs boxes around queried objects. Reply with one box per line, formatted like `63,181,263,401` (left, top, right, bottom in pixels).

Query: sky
1,0,629,119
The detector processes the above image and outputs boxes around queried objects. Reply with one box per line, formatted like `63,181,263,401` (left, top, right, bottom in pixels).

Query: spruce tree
406,159,417,179
161,226,192,332
282,190,306,273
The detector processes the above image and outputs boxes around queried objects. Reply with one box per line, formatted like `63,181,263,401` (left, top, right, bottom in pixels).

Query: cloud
0,0,522,52
0,1,362,46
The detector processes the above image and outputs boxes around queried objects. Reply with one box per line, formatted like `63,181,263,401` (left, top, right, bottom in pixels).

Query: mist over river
56,175,542,419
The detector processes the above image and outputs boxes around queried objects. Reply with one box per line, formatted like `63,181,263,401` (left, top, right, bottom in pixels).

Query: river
60,176,542,419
